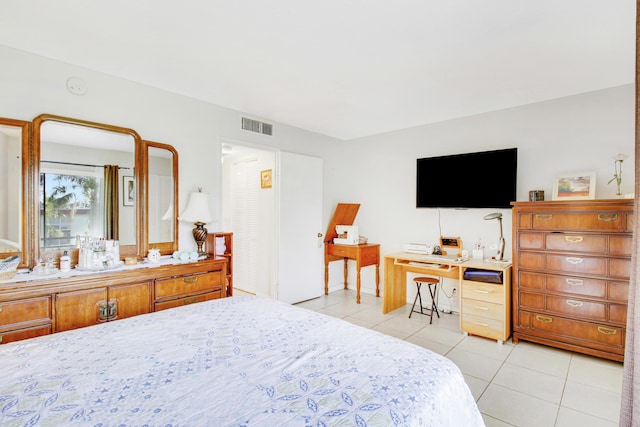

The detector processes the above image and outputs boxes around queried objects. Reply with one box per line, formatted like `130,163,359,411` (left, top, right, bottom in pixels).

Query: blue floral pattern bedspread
0,296,484,426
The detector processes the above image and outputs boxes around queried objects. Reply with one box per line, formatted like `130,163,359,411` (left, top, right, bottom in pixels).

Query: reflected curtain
104,165,119,240
620,3,640,424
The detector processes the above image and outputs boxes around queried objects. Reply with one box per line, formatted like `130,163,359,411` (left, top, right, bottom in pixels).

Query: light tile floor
292,289,623,427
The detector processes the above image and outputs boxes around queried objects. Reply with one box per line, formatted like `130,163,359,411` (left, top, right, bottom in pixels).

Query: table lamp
483,212,505,261
179,188,213,256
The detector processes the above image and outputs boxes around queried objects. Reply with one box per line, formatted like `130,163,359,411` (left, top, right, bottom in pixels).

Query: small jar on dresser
511,199,633,362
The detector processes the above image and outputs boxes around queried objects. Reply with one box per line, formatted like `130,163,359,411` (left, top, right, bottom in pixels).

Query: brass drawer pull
0,305,3,313
597,326,617,335
566,300,584,308
536,214,553,221
0,335,2,344
183,297,199,305
566,257,583,265
183,276,199,284
566,278,584,286
536,315,553,323
598,213,618,222
565,236,583,243
473,306,489,311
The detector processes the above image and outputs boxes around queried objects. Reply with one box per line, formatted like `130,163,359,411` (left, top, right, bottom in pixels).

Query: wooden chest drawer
0,325,52,344
546,295,606,322
546,254,606,275
328,244,357,258
545,234,606,254
531,212,625,231
462,298,503,320
154,290,222,311
0,297,52,331
155,271,222,300
461,281,504,304
518,310,624,349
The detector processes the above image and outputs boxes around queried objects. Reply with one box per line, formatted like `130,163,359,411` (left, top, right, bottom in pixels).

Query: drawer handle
536,214,553,221
474,321,489,327
183,297,199,305
566,300,584,308
597,326,617,335
0,335,2,344
536,315,553,323
565,236,583,243
183,276,199,284
0,305,2,313
566,257,583,265
474,290,490,294
566,278,584,286
598,213,618,222
473,306,489,311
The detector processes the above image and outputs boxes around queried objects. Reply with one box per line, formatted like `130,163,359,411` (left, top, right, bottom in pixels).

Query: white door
277,152,323,303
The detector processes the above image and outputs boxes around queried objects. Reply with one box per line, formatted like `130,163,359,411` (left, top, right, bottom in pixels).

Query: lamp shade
179,191,213,224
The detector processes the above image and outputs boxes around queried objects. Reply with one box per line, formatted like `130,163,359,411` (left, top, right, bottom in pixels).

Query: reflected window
39,168,104,249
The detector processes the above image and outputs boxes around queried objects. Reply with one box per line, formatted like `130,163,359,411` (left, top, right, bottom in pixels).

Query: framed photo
260,169,272,188
552,172,596,200
123,176,135,206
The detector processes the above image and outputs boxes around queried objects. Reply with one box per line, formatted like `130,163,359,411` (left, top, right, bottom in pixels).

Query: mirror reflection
147,142,177,252
38,120,136,254
0,120,27,262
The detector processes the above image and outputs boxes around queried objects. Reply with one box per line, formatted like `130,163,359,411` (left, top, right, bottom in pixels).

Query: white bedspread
0,296,484,426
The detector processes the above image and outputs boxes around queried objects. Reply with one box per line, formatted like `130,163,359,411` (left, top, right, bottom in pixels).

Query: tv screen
416,148,517,209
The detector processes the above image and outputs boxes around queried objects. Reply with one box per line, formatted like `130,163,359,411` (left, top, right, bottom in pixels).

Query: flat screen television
416,148,517,209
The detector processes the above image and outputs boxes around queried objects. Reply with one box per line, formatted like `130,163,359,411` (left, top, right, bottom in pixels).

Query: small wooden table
324,243,380,303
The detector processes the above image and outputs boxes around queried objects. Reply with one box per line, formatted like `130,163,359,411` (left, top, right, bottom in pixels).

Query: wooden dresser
0,258,227,344
511,199,633,361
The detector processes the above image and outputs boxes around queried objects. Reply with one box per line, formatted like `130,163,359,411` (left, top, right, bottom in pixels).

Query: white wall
325,84,635,310
0,45,342,252
1,44,634,312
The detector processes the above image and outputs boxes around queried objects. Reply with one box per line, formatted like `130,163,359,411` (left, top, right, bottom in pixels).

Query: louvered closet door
231,160,258,294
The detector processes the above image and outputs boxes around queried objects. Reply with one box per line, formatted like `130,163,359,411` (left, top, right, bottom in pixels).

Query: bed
0,296,483,426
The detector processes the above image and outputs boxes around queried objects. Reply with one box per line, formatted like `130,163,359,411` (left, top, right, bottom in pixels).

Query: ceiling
0,1,635,140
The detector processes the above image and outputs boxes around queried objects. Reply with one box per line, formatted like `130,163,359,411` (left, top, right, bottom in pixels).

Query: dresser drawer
545,233,606,254
609,281,629,302
546,254,605,276
327,244,357,258
461,281,504,304
155,271,222,300
154,290,222,311
461,313,505,341
531,212,625,231
462,298,503,320
0,297,52,330
0,325,52,344
546,295,606,322
518,310,624,348
610,235,633,256
546,274,606,298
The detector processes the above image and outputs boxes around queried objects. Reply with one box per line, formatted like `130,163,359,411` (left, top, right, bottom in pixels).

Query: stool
409,276,440,324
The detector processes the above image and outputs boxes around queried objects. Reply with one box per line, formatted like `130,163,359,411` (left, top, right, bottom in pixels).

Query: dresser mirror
146,141,178,254
33,114,144,261
0,118,31,268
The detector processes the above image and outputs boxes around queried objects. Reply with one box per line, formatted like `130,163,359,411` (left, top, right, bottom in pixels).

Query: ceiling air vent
242,117,273,136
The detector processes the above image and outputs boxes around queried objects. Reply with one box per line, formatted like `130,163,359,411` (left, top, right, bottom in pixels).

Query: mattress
0,296,483,426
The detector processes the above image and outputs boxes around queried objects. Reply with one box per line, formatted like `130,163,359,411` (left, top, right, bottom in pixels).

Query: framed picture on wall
261,169,272,188
552,172,596,200
123,176,135,206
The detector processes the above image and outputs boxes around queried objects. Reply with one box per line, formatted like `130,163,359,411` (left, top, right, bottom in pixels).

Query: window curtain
104,165,119,240
620,4,640,424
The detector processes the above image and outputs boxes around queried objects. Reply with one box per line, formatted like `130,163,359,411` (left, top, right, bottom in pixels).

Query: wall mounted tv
416,148,517,209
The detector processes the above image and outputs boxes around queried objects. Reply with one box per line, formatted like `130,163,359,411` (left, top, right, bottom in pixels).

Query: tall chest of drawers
511,199,633,362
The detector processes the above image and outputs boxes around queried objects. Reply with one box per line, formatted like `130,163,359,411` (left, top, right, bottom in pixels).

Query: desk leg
375,263,380,297
356,265,362,304
324,259,329,295
343,258,349,290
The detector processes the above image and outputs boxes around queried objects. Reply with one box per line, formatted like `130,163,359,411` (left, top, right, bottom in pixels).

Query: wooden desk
325,243,380,303
383,252,512,342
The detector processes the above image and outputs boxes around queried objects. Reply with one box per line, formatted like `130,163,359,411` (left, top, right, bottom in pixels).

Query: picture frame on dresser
552,171,596,200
